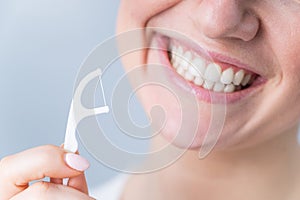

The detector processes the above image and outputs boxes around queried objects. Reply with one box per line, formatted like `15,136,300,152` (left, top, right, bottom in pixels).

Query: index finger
0,145,90,200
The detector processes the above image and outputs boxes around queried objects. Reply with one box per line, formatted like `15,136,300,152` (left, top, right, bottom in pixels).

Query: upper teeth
169,44,255,93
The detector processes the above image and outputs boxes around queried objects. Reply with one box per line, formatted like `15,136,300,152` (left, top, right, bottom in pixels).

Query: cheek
136,85,182,138
127,46,219,150
117,0,181,31
281,65,300,124
116,1,183,85
136,81,213,149
274,43,300,118
260,14,300,129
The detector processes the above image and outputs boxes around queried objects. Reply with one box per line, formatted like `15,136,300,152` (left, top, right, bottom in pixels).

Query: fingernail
64,153,90,171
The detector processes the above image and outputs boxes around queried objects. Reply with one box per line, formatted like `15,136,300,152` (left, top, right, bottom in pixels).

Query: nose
195,0,260,42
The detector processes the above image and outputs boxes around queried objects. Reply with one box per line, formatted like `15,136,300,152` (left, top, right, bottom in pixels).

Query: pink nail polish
65,153,90,171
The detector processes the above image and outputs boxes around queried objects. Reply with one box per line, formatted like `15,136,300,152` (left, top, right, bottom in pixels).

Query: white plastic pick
64,68,109,153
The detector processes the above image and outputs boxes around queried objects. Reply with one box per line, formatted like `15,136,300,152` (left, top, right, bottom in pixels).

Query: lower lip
152,35,266,104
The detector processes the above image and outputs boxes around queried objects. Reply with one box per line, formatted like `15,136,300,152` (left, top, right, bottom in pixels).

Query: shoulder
90,174,129,200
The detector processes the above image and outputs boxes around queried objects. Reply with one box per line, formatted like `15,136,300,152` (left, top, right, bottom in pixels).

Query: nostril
193,1,260,42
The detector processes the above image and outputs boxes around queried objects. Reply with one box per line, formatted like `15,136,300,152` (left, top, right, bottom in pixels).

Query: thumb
68,173,89,194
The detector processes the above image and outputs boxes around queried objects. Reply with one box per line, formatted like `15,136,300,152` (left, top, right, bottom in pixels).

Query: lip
150,33,267,104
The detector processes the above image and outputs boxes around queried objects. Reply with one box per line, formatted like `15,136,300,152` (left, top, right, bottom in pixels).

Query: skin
0,145,94,199
117,0,300,150
117,0,300,199
1,0,300,199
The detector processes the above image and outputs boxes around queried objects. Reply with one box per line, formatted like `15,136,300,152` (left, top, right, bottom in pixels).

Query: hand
0,145,95,200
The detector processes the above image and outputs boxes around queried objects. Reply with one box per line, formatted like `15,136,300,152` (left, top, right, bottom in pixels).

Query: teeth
177,46,183,56
241,74,251,86
171,45,177,52
169,44,256,93
173,47,183,69
213,82,225,92
171,52,179,68
220,68,234,84
194,76,204,86
191,58,206,77
203,80,214,90
188,65,201,77
204,63,222,82
248,75,256,85
181,51,192,70
176,66,185,76
171,58,178,69
224,84,235,93
233,70,245,85
184,71,195,81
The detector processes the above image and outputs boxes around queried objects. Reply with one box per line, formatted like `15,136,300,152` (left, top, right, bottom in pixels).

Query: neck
123,126,300,200
177,126,300,176
158,126,300,199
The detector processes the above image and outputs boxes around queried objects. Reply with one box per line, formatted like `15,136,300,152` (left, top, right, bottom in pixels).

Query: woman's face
117,0,300,150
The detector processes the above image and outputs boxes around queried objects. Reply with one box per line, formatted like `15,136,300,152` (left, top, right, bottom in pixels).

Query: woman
1,0,300,199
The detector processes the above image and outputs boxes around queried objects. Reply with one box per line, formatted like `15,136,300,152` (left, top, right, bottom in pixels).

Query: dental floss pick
63,68,109,185
64,101,77,153
64,68,109,153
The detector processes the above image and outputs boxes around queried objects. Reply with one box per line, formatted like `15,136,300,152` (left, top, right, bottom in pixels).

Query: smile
151,33,267,103
168,41,257,93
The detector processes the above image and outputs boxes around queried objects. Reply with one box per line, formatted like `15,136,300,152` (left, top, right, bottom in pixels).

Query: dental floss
63,68,109,185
